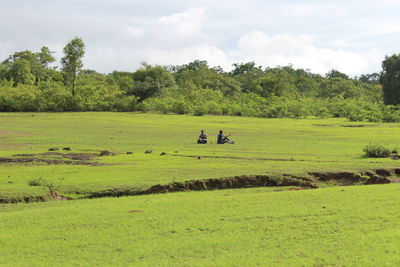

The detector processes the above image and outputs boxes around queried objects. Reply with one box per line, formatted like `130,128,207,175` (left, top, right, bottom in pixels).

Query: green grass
2,112,400,265
1,112,400,201
0,112,400,202
1,184,399,266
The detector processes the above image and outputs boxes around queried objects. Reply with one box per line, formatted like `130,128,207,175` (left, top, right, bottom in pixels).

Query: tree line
1,37,400,122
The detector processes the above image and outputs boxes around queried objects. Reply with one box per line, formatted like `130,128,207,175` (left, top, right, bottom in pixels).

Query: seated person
197,130,208,144
217,130,234,144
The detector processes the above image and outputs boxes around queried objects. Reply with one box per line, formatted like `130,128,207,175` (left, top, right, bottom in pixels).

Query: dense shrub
363,144,391,158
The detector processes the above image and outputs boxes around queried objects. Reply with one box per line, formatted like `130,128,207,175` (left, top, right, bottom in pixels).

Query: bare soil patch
313,124,335,127
128,210,143,213
2,168,398,204
341,124,376,128
3,152,111,166
85,168,399,199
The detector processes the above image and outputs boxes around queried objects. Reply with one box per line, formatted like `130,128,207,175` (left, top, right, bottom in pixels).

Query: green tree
61,37,85,96
358,73,380,84
130,63,176,100
326,69,349,79
0,63,8,83
380,54,400,105
9,59,35,85
37,47,56,67
319,78,361,99
255,67,297,97
106,71,134,92
230,62,262,76
231,63,265,94
2,47,57,85
174,60,241,96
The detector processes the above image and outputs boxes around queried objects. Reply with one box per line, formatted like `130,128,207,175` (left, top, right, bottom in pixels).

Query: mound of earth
99,150,117,156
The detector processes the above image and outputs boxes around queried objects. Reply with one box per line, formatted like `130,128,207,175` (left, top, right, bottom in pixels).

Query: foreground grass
1,112,400,201
1,184,399,266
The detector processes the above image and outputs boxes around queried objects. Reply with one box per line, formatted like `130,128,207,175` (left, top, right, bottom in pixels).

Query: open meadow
1,112,400,266
1,183,400,266
1,112,400,201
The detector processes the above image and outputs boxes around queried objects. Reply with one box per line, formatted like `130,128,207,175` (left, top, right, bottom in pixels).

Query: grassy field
1,184,399,266
1,112,400,201
2,112,400,266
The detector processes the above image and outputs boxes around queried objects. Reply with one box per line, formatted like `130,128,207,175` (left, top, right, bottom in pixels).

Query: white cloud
235,31,383,75
0,1,397,75
158,7,206,35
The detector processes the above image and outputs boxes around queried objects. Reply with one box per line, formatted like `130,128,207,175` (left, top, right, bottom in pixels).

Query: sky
1,0,400,76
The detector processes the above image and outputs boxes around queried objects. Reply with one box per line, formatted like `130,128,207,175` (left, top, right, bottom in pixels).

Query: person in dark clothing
217,130,234,144
197,130,208,144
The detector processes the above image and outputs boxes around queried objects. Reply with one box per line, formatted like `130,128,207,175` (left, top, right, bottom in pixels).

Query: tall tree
380,54,400,105
61,37,85,96
130,63,176,100
37,46,56,67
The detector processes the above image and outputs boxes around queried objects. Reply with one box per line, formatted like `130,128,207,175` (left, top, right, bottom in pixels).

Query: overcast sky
1,0,400,76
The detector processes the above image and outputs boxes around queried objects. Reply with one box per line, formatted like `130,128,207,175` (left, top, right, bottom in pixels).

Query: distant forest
1,37,400,122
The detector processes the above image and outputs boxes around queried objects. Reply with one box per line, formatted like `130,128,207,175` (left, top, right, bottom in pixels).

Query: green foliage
27,177,47,186
381,54,400,105
2,48,57,86
27,177,63,194
130,63,176,100
363,143,392,158
326,69,349,79
0,42,396,120
61,37,85,96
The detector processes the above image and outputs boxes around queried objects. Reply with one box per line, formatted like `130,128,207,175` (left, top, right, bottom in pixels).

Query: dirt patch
128,210,143,213
2,165,398,204
86,175,319,199
341,124,376,128
313,124,335,127
0,157,110,166
309,170,391,185
84,168,397,199
99,150,117,156
14,152,99,161
0,195,50,204
308,171,363,185
50,191,72,201
5,152,110,166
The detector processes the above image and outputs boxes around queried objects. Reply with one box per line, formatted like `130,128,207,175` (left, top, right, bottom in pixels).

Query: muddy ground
0,152,112,166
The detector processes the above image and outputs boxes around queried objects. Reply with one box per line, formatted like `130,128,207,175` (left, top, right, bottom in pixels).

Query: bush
363,144,391,158
193,105,207,116
27,177,63,194
27,177,46,186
